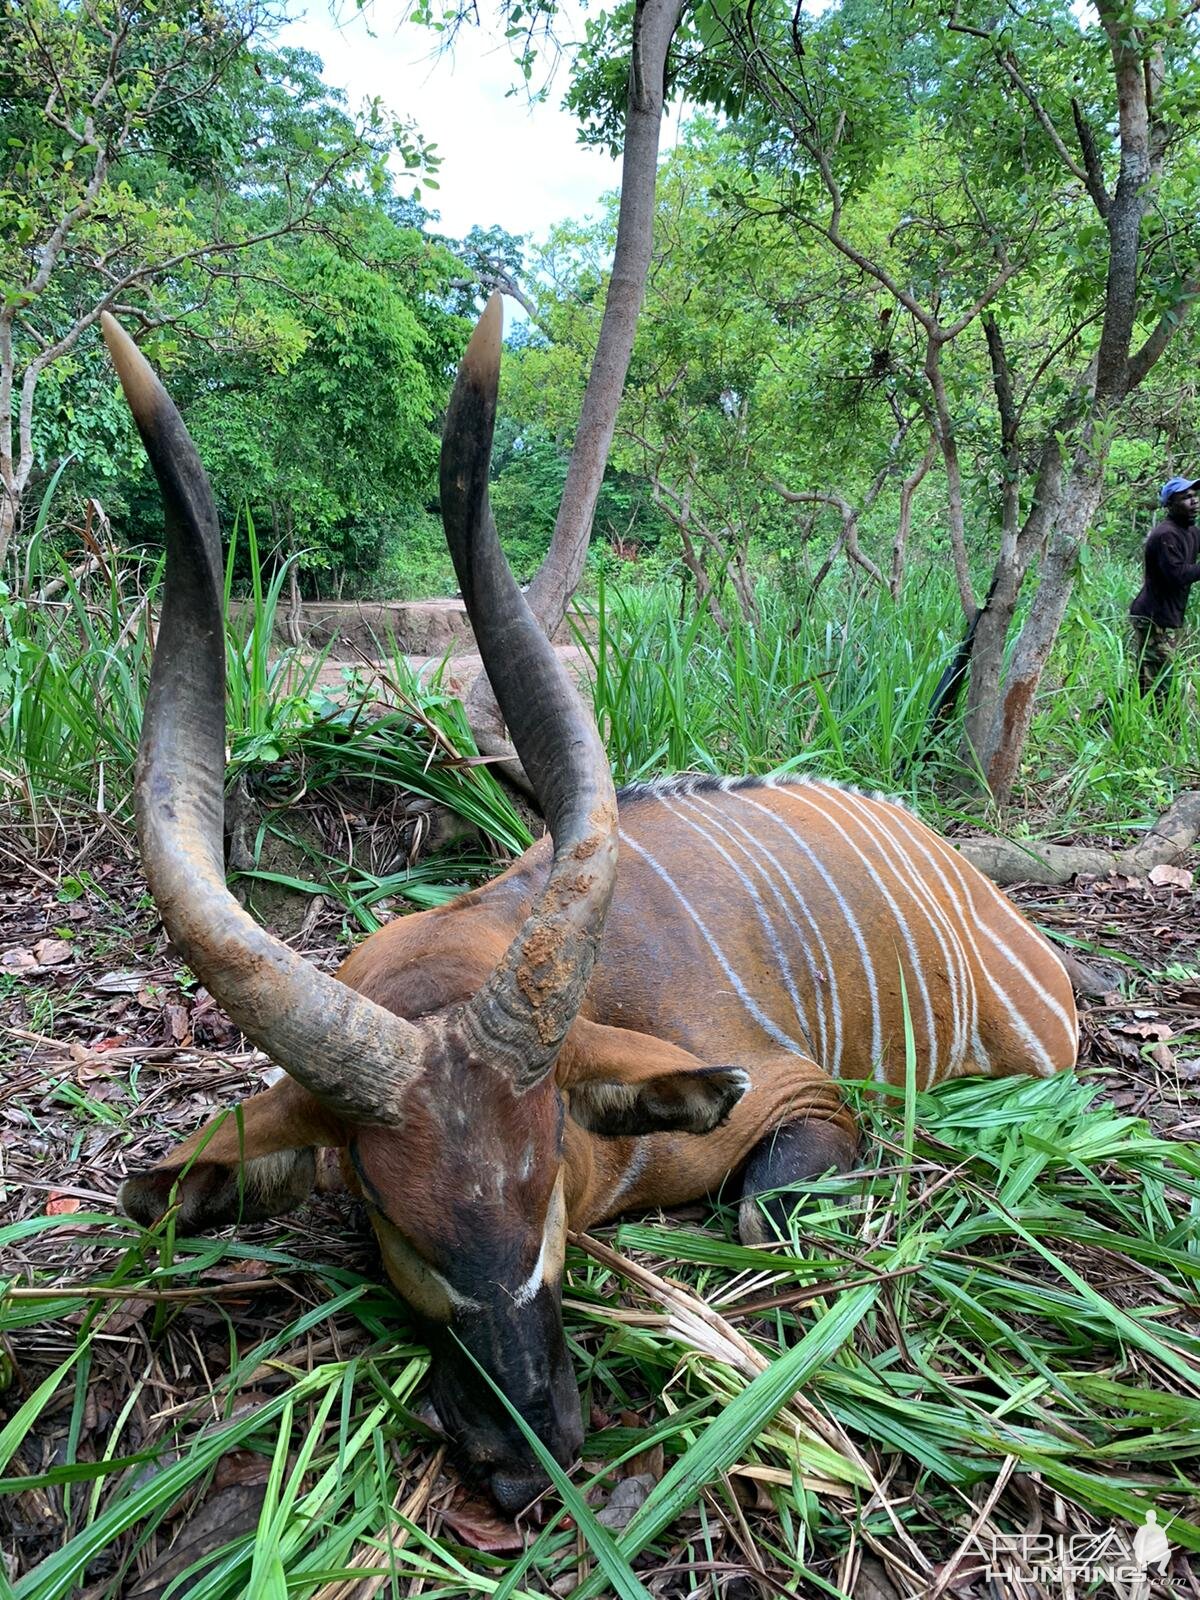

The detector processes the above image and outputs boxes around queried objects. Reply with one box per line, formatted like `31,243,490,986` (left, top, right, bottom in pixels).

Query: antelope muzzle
426,1289,583,1513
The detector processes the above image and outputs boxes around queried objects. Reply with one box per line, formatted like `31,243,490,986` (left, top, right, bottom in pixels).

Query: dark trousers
1130,615,1179,699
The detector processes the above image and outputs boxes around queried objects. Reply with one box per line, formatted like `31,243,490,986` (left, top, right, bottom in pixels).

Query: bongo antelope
106,299,1077,1512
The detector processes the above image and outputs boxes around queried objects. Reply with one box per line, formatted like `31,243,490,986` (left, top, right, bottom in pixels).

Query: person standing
1130,476,1200,698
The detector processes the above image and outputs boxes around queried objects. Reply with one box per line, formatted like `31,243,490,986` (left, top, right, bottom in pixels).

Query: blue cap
1160,476,1200,505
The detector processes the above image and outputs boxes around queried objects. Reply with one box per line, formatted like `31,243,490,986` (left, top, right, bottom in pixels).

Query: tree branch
1093,0,1154,399
892,432,937,599
1070,97,1110,215
1127,272,1200,392
773,484,886,589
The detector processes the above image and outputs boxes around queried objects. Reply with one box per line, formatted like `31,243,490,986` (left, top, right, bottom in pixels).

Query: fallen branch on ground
957,790,1200,886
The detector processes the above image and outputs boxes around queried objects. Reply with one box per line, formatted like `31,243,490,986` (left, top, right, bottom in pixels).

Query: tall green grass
582,576,963,789
5,507,1191,837
0,513,530,898
1,540,156,804
1035,595,1200,820
583,558,1196,827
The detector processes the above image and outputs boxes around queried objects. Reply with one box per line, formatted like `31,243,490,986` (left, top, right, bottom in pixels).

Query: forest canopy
2,0,1198,633
0,0,468,588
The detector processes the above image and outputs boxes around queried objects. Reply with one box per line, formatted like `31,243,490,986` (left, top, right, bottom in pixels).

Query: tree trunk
0,491,16,574
958,372,1080,769
285,548,303,648
956,0,1170,800
891,436,936,599
522,0,683,636
976,447,1105,805
678,527,728,632
467,0,683,775
924,334,975,623
729,545,759,627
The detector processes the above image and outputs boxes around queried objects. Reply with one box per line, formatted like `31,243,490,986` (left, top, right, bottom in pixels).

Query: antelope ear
120,1077,347,1231
559,1017,750,1137
568,1066,749,1138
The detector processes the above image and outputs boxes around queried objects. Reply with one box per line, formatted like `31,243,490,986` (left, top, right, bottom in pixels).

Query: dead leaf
1114,1019,1173,1040
1151,1041,1177,1071
440,1489,526,1552
616,1411,664,1482
75,1060,118,1084
125,1483,268,1600
66,1296,151,1336
46,1192,81,1215
1149,862,1194,890
1096,1027,1144,1065
203,1258,271,1285
210,1391,278,1429
728,1473,776,1512
82,1381,117,1436
1,1462,59,1544
91,1034,129,1052
925,1553,990,1596
596,1472,656,1530
92,970,151,994
32,938,73,966
189,990,241,1048
212,1449,270,1491
853,1555,903,1600
1,947,37,972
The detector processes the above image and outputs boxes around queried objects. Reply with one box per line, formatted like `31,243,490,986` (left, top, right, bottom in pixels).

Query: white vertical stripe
730,785,886,1078
618,827,810,1058
763,779,940,1084
664,792,821,1062
680,790,844,1075
819,786,974,1081
887,811,1077,1071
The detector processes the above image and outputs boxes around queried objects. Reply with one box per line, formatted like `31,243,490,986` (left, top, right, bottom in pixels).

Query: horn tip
462,294,503,394
101,313,164,433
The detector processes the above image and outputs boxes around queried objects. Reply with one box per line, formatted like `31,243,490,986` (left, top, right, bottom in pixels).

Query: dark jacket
1130,514,1200,628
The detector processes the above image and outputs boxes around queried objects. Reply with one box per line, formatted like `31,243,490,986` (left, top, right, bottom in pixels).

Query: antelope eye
347,1139,389,1217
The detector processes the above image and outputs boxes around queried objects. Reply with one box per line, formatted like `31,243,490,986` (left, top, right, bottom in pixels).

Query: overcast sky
273,5,623,243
